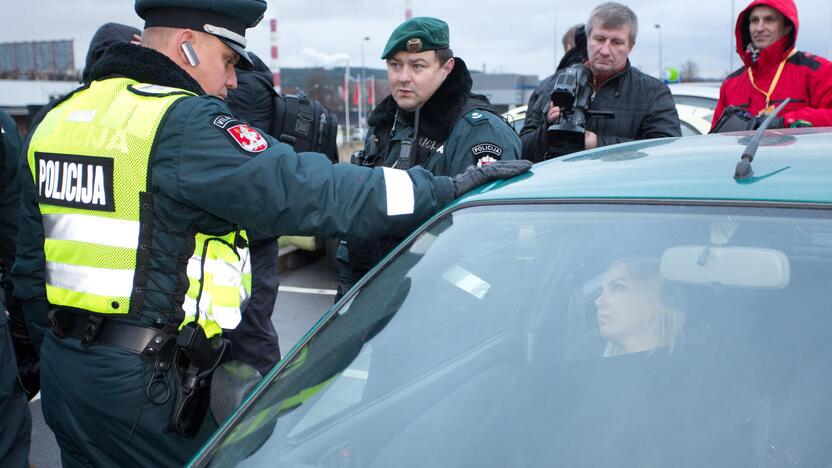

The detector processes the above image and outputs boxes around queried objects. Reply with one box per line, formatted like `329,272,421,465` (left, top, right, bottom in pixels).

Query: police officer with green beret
10,1,530,465
336,16,522,299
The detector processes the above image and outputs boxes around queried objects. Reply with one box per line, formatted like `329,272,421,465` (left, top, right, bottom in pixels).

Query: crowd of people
1,0,831,466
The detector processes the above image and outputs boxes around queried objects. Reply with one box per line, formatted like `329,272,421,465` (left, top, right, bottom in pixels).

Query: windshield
196,203,832,468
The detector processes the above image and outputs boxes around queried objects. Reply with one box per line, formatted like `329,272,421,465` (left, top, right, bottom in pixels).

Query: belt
49,310,173,359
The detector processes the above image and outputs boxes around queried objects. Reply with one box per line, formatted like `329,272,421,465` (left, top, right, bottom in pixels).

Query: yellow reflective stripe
46,262,135,297
43,213,140,249
45,284,130,314
44,239,136,270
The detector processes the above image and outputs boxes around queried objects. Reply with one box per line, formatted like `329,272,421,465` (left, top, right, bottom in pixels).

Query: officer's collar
369,57,475,142
89,43,205,96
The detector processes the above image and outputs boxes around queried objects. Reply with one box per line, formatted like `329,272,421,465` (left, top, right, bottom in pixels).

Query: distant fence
0,40,75,80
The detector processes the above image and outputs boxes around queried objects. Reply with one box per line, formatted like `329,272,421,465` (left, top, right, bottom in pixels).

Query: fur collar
369,57,477,142
89,43,204,95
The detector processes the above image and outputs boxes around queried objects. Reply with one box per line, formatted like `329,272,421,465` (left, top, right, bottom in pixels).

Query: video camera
546,65,614,153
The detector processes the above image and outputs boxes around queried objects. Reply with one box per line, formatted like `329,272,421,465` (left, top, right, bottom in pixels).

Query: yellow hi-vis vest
27,78,194,317
182,231,252,339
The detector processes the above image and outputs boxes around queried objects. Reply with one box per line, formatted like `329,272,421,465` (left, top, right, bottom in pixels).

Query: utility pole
655,24,663,81
553,6,559,74
729,0,735,73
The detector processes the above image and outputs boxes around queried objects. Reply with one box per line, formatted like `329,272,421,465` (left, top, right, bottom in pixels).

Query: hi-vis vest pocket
34,152,115,212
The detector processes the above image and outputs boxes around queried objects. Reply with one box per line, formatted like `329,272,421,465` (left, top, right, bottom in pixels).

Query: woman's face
595,263,655,346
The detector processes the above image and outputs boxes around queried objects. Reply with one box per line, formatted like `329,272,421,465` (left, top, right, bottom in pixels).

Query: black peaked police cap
135,0,267,70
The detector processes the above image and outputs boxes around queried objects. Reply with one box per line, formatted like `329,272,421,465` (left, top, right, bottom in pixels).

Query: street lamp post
359,36,370,140
730,0,735,73
654,23,663,82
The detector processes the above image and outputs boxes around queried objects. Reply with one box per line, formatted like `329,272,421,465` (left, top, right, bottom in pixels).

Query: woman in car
595,257,686,356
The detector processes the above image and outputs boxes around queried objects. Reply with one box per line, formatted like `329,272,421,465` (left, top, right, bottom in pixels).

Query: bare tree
680,60,701,82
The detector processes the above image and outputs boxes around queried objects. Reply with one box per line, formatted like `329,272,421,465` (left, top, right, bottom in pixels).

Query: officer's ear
439,56,454,78
176,29,200,67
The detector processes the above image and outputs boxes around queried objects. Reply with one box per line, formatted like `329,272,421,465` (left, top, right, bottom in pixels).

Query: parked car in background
504,82,720,136
190,127,832,467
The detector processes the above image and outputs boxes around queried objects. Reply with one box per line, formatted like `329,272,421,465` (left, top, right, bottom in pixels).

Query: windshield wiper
734,98,791,180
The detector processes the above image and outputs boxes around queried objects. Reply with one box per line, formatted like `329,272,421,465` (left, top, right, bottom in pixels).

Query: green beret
381,17,450,60
135,0,266,69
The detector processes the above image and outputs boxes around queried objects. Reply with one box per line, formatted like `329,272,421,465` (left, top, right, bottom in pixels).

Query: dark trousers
0,317,31,468
229,239,281,375
40,332,217,467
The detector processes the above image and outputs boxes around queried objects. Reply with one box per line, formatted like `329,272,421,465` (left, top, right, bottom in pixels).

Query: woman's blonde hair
603,257,686,356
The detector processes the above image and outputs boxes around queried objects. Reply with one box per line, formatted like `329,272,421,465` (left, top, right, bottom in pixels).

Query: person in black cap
10,0,531,465
335,16,522,300
83,23,142,84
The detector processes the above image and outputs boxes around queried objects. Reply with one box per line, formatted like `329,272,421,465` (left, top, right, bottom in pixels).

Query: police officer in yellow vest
10,1,530,465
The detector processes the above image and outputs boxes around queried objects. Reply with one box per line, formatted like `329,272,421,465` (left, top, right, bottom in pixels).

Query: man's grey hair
586,2,639,44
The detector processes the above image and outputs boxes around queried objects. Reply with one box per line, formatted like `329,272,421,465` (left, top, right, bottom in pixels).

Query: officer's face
386,51,454,112
186,32,239,100
587,23,634,77
748,6,792,51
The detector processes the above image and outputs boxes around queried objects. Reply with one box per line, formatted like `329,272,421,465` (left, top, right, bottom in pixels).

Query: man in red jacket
712,0,832,129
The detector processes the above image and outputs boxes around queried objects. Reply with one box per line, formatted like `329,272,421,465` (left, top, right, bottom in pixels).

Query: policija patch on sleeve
471,142,503,167
212,114,269,154
34,152,115,211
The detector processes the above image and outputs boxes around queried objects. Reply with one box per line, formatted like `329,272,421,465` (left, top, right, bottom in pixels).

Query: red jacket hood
735,0,798,67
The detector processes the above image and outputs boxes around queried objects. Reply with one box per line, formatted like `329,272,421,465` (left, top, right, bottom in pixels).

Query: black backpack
272,94,340,164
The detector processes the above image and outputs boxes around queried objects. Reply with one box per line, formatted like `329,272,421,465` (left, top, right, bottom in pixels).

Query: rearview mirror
211,361,263,425
661,246,790,289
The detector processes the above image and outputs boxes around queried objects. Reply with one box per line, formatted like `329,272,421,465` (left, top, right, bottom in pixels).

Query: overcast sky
2,0,831,81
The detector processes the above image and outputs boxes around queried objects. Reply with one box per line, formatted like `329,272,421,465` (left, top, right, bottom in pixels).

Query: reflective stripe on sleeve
209,258,244,287
46,262,135,298
43,214,140,249
210,305,242,329
382,167,415,216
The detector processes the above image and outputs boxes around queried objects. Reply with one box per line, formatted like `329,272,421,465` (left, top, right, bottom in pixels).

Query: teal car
192,129,832,467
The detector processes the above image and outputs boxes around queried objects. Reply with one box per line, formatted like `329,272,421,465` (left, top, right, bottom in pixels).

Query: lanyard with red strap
747,48,797,116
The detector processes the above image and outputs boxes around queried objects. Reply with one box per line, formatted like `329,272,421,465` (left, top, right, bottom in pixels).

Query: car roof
461,129,832,206
667,83,721,100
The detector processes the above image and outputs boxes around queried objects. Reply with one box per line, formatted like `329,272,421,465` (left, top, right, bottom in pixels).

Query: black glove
452,160,532,198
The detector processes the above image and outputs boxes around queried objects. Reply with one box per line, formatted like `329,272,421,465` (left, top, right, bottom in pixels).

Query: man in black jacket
225,53,282,376
520,2,680,162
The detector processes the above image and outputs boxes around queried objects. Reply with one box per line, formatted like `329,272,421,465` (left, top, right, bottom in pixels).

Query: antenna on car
734,98,791,180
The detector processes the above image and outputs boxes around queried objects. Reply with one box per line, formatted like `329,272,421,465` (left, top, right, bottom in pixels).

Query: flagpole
343,61,350,142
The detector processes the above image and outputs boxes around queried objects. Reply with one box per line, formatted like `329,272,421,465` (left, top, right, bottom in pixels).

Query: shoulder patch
789,51,823,72
465,110,492,126
471,142,503,167
211,114,269,154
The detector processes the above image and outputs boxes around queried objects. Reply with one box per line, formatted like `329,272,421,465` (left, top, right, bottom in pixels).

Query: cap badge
406,38,423,52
